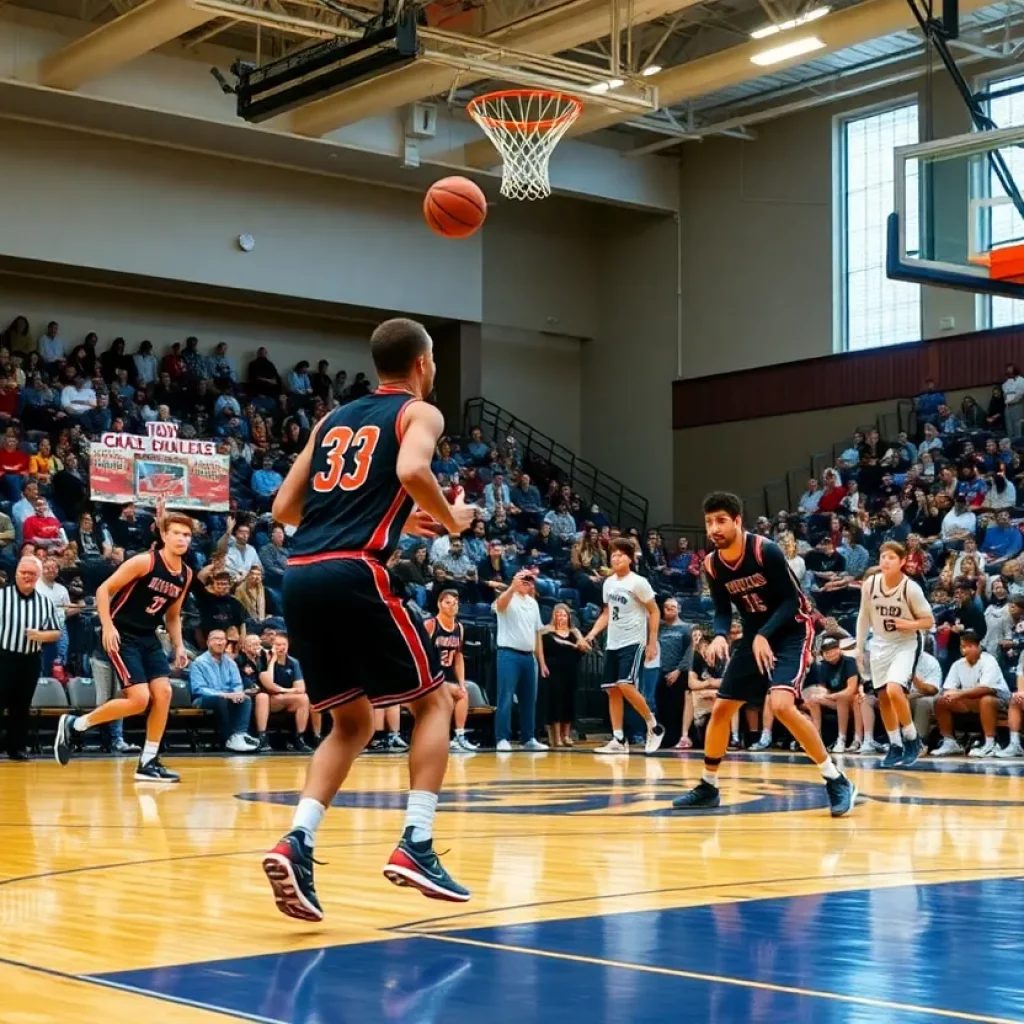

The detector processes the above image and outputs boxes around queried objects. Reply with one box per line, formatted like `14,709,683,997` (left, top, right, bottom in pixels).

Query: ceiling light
750,35,826,65
641,64,662,76
589,77,625,93
750,6,830,39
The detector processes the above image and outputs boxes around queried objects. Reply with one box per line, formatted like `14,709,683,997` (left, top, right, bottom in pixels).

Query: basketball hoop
467,89,582,201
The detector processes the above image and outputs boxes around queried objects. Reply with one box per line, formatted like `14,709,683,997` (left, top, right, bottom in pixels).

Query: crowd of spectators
2,315,1024,760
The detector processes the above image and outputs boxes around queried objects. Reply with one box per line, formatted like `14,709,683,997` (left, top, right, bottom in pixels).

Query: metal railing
462,397,649,533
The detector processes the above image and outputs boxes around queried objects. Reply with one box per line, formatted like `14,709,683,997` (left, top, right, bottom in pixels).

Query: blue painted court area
96,878,1024,1024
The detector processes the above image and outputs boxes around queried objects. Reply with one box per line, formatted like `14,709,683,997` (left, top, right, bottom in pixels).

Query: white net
467,90,582,201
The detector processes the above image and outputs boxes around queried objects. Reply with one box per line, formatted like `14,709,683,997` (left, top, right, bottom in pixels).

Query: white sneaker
860,739,885,755
930,737,964,757
112,738,141,754
451,734,478,752
847,738,862,753
749,735,772,751
969,739,998,758
226,734,254,753
645,723,666,755
831,738,847,754
496,739,512,752
595,738,629,754
995,741,1024,759
522,738,549,752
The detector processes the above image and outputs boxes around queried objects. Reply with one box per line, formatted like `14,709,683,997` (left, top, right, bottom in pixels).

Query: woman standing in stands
235,564,271,630
985,384,1007,434
571,528,607,607
540,603,587,747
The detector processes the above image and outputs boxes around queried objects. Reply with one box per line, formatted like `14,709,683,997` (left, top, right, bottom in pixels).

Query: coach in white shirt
931,630,1010,758
494,570,549,752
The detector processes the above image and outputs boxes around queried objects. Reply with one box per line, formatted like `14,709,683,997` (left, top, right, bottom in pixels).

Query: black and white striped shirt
0,584,61,655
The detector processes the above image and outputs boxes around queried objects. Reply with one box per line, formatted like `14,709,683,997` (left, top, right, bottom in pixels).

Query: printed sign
89,423,229,511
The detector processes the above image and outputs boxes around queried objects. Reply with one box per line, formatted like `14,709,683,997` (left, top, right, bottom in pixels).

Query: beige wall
677,76,979,380
0,273,378,382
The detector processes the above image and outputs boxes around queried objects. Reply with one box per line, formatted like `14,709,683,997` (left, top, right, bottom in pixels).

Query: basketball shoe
383,827,471,902
263,830,324,922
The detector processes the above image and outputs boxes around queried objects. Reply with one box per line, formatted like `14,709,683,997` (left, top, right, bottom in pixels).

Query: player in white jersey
583,537,665,755
855,542,934,768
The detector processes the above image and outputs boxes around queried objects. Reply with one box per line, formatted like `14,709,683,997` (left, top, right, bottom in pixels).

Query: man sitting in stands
189,629,259,752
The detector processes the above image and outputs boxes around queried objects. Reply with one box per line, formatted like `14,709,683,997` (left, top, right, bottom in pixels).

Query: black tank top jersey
428,618,463,683
111,550,192,637
705,532,811,643
290,387,420,561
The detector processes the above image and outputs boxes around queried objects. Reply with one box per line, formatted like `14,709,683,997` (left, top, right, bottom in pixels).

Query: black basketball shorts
718,624,814,705
601,643,644,688
110,633,170,686
283,553,443,712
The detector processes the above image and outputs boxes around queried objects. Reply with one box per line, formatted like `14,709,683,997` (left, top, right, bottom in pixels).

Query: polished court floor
3,748,1024,1023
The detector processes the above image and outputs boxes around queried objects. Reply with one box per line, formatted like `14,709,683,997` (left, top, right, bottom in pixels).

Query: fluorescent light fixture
750,35,826,65
641,64,662,76
589,77,625,93
750,6,829,39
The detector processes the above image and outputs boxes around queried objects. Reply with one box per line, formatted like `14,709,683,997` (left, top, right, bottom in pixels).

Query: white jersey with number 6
864,573,931,654
603,572,655,651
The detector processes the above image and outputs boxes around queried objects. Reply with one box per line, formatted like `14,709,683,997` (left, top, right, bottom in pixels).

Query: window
838,102,921,351
983,73,1024,329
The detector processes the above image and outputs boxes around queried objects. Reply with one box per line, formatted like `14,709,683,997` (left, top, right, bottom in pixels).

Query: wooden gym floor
2,748,1023,1023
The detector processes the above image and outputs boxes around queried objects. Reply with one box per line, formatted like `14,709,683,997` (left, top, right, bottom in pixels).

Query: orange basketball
424,176,487,239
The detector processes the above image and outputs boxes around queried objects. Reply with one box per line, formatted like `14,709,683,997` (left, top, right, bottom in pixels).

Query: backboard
887,123,1024,298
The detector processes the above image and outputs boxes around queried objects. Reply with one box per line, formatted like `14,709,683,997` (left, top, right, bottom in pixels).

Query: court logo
237,777,833,817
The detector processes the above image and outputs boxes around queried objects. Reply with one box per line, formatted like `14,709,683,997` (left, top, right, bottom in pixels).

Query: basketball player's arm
891,583,935,632
705,568,733,664
95,554,151,652
583,607,608,646
164,590,189,669
397,403,473,534
855,584,871,674
754,545,801,641
272,427,319,526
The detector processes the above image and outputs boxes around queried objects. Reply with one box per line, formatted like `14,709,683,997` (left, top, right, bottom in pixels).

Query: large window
984,73,1024,329
839,102,921,351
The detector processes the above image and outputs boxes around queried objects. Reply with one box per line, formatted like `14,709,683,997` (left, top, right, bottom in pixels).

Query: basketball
423,176,487,238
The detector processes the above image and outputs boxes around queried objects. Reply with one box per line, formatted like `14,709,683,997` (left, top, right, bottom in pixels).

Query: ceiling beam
288,0,708,137
39,0,216,91
460,0,1000,167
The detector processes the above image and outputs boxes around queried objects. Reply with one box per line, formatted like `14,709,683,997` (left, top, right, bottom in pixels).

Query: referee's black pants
0,650,41,755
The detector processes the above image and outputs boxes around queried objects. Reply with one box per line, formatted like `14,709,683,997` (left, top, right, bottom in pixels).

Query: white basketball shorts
869,640,921,692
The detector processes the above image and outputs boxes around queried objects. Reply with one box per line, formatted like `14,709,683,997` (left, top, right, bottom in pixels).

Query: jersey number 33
312,425,380,493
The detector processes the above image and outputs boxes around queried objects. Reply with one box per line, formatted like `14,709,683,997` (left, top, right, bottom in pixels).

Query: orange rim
467,89,583,132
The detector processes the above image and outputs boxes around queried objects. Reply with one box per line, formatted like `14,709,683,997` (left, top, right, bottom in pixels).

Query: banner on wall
89,422,230,512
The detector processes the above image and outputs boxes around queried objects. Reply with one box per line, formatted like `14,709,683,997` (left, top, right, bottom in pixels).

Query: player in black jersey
425,589,477,753
262,318,478,922
54,507,194,783
671,492,856,817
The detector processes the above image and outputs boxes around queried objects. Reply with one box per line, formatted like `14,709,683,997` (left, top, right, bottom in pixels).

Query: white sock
701,770,719,787
901,723,918,742
887,729,903,748
140,741,159,766
760,729,771,743
291,797,326,847
404,790,438,844
389,731,401,740
613,730,625,743
818,757,841,780
72,714,91,733
455,728,465,737
646,714,657,729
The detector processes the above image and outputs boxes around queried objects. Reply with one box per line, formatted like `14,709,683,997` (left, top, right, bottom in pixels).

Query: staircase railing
463,397,649,533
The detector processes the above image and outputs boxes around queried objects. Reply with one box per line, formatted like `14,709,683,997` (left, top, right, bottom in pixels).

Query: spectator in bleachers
944,578,987,665
941,495,976,553
236,633,306,753
914,378,945,430
258,523,288,580
60,374,97,424
486,505,514,544
100,338,134,383
0,434,30,502
1003,364,1024,439
509,471,543,525
477,538,511,602
247,346,281,403
797,478,822,514
462,518,487,563
570,530,606,607
133,340,158,386
677,625,724,750
545,501,577,545
209,341,236,385
431,440,460,480
250,454,284,513
260,632,316,747
37,320,66,371
189,629,259,752
36,556,74,676
222,519,260,583
803,637,858,753
195,564,246,649
27,437,59,491
235,564,271,629
2,315,30,353
983,384,1006,433
938,404,964,436
22,497,67,554
484,471,516,519
161,341,186,380
434,536,477,597
982,510,1022,573
0,508,14,573
108,502,149,554
287,361,313,405
932,630,1010,758
464,426,489,466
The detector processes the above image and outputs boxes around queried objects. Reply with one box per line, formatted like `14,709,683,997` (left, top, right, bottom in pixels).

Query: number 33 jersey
864,572,931,654
290,386,422,562
111,549,192,636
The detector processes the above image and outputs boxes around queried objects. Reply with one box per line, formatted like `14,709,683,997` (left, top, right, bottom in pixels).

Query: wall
677,76,977,380
0,119,483,322
480,325,583,451
0,273,378,381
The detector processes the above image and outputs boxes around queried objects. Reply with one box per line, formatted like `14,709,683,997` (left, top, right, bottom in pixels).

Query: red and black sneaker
262,830,324,922
382,828,471,902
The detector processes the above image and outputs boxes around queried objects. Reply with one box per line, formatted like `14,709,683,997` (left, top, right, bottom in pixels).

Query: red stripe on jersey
287,550,368,566
394,397,419,444
703,554,716,579
362,556,435,694
367,486,409,553
753,535,764,565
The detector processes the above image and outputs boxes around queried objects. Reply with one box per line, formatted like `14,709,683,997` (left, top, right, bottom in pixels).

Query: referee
0,557,61,760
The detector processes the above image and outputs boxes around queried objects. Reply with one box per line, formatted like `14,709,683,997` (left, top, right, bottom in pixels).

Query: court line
393,865,1024,932
0,955,267,1024
413,932,1024,1024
